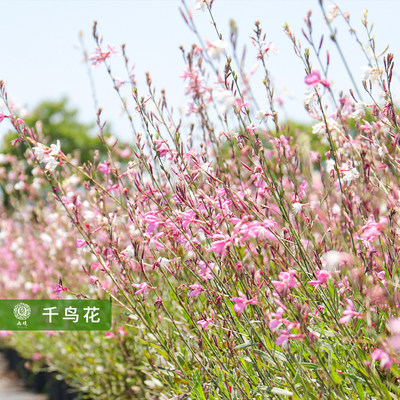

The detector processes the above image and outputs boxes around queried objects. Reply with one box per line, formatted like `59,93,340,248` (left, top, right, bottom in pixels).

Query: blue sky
1,0,399,141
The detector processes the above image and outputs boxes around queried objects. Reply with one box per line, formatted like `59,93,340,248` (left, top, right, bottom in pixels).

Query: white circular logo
13,303,32,321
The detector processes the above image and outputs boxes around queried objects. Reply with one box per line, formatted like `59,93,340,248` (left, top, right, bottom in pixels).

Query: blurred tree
1,97,108,162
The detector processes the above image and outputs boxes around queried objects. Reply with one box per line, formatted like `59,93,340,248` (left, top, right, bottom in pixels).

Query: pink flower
89,275,100,285
54,283,68,294
104,332,116,339
118,326,128,335
275,331,290,346
114,77,125,89
237,218,277,242
338,299,363,324
89,44,120,68
198,261,214,280
246,123,257,134
272,270,298,293
230,292,259,314
197,310,215,330
97,162,111,176
154,140,170,157
308,270,331,286
298,180,308,200
320,78,331,88
144,212,161,234
305,69,331,88
305,70,321,86
269,307,285,329
387,318,400,352
358,216,387,242
207,234,232,255
388,318,400,335
188,284,205,299
275,330,304,346
371,349,392,370
75,239,87,248
132,282,157,297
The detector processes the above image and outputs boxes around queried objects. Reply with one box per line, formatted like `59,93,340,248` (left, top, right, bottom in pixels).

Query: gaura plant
1,1,400,399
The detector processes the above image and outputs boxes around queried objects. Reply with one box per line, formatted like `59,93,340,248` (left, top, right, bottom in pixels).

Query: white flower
44,156,58,172
326,5,339,23
49,140,61,156
342,167,360,185
83,210,95,222
124,245,136,260
214,89,236,114
292,202,303,214
31,177,41,190
14,181,25,191
325,159,336,174
207,40,227,60
321,250,342,271
157,257,171,268
352,102,366,121
360,66,383,82
200,161,213,175
33,144,46,161
195,0,207,10
312,121,325,135
332,203,341,215
256,110,267,121
312,118,341,136
105,135,117,147
304,88,319,108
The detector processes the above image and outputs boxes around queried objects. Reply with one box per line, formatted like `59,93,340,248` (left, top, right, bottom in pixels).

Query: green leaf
356,382,365,400
300,362,321,370
234,341,259,350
